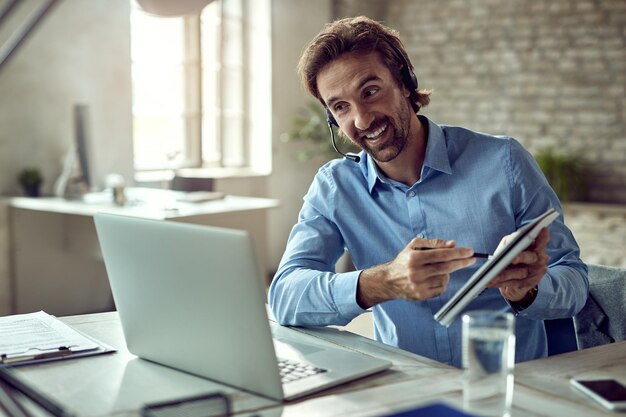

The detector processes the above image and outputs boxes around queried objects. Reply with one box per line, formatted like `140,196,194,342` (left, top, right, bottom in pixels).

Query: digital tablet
434,208,559,327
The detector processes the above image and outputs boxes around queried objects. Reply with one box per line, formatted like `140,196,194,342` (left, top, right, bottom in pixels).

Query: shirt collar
365,116,452,193
422,116,452,176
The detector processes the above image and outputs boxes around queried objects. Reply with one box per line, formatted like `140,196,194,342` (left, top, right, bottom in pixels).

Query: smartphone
570,379,626,411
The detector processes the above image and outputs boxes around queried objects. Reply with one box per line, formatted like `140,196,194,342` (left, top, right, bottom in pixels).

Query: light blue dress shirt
269,116,588,368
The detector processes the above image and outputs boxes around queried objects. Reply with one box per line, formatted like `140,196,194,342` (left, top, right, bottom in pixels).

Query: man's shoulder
439,122,513,144
435,122,522,159
304,157,368,208
316,156,364,180
306,156,369,198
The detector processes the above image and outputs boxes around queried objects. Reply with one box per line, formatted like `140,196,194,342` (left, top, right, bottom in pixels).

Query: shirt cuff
331,270,368,319
507,285,538,314
511,280,550,318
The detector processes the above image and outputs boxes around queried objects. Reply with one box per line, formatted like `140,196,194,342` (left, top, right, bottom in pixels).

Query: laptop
93,213,391,401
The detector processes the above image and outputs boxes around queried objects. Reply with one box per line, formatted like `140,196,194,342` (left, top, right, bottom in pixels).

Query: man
269,16,588,367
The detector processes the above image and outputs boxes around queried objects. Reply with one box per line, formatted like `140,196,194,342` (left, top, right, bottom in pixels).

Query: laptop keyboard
277,358,327,384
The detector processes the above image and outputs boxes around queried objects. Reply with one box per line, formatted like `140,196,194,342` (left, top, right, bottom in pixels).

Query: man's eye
364,87,379,98
334,103,348,112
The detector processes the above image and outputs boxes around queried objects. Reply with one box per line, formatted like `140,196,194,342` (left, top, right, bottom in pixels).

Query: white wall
267,0,333,271
0,0,133,196
0,0,333,302
210,0,334,275
0,204,9,315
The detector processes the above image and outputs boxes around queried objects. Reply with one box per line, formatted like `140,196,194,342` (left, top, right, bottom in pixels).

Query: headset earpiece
386,40,418,92
326,108,338,127
405,69,418,92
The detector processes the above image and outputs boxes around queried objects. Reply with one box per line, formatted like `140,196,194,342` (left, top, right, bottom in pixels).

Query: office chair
545,317,578,356
573,263,626,349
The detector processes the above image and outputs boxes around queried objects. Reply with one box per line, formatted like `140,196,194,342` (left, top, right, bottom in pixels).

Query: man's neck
375,115,427,186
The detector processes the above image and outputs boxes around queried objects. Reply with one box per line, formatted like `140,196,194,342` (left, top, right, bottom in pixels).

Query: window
130,0,271,174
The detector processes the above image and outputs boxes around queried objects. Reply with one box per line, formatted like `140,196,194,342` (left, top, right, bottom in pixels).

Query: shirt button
408,191,416,197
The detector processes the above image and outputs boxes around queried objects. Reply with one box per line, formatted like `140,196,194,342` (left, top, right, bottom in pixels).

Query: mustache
356,117,390,138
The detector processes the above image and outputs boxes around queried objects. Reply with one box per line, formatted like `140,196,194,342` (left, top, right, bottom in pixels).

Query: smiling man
268,16,588,367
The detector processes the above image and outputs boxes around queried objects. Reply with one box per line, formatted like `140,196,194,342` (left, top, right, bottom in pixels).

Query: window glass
130,3,186,170
130,0,271,173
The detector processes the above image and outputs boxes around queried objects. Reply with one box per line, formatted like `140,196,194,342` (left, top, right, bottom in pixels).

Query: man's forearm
356,265,394,309
357,243,476,308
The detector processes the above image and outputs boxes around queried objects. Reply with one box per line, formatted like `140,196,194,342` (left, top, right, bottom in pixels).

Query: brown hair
297,16,431,113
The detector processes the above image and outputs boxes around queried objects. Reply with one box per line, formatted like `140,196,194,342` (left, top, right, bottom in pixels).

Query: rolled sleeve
269,267,366,326
268,168,368,326
517,263,589,319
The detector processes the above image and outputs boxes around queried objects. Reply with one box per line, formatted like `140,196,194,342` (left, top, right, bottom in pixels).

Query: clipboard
434,208,559,327
0,311,116,366
142,392,231,417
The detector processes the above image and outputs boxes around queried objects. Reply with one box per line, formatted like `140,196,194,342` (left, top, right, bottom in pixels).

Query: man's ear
403,85,412,98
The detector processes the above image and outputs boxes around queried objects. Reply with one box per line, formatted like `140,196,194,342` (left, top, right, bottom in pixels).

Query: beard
351,102,412,163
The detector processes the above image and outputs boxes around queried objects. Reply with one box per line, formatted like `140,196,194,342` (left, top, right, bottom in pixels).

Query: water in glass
462,312,515,417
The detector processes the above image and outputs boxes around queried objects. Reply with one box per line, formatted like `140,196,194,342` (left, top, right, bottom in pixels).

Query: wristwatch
509,285,539,313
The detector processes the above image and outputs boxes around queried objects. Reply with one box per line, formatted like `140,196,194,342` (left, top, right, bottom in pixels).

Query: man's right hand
356,238,476,309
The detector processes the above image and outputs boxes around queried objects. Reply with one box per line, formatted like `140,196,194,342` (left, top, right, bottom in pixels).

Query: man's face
317,51,413,163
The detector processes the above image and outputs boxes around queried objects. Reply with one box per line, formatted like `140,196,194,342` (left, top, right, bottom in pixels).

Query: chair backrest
545,317,578,356
573,263,626,349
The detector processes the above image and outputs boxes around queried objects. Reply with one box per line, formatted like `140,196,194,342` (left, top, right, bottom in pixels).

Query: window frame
130,0,271,177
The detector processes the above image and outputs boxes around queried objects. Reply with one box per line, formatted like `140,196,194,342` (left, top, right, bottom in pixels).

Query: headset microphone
326,109,360,163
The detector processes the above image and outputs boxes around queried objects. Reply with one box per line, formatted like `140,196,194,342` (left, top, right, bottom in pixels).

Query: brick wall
335,0,626,203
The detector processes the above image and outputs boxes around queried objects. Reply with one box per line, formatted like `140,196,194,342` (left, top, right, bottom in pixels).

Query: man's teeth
365,124,387,139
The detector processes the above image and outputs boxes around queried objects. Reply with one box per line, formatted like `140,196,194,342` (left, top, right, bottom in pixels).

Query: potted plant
534,147,587,202
18,168,43,197
281,100,359,162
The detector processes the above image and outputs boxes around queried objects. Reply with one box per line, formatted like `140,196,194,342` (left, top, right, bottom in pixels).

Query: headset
326,39,419,162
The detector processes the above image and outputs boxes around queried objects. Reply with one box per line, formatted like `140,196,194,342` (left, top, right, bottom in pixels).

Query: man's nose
353,104,374,131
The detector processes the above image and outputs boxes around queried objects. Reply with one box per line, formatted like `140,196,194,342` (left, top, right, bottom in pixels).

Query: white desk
7,189,278,220
2,190,279,316
513,342,626,417
7,312,625,417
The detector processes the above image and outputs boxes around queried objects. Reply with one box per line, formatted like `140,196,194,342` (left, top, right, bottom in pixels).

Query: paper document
434,208,559,327
0,311,115,365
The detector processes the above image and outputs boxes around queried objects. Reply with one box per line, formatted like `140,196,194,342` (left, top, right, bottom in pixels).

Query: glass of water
462,310,515,417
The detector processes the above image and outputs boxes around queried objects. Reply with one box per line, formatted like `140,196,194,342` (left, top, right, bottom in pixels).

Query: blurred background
0,0,624,317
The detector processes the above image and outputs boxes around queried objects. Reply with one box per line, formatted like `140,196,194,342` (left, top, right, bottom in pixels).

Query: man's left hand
488,227,550,302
